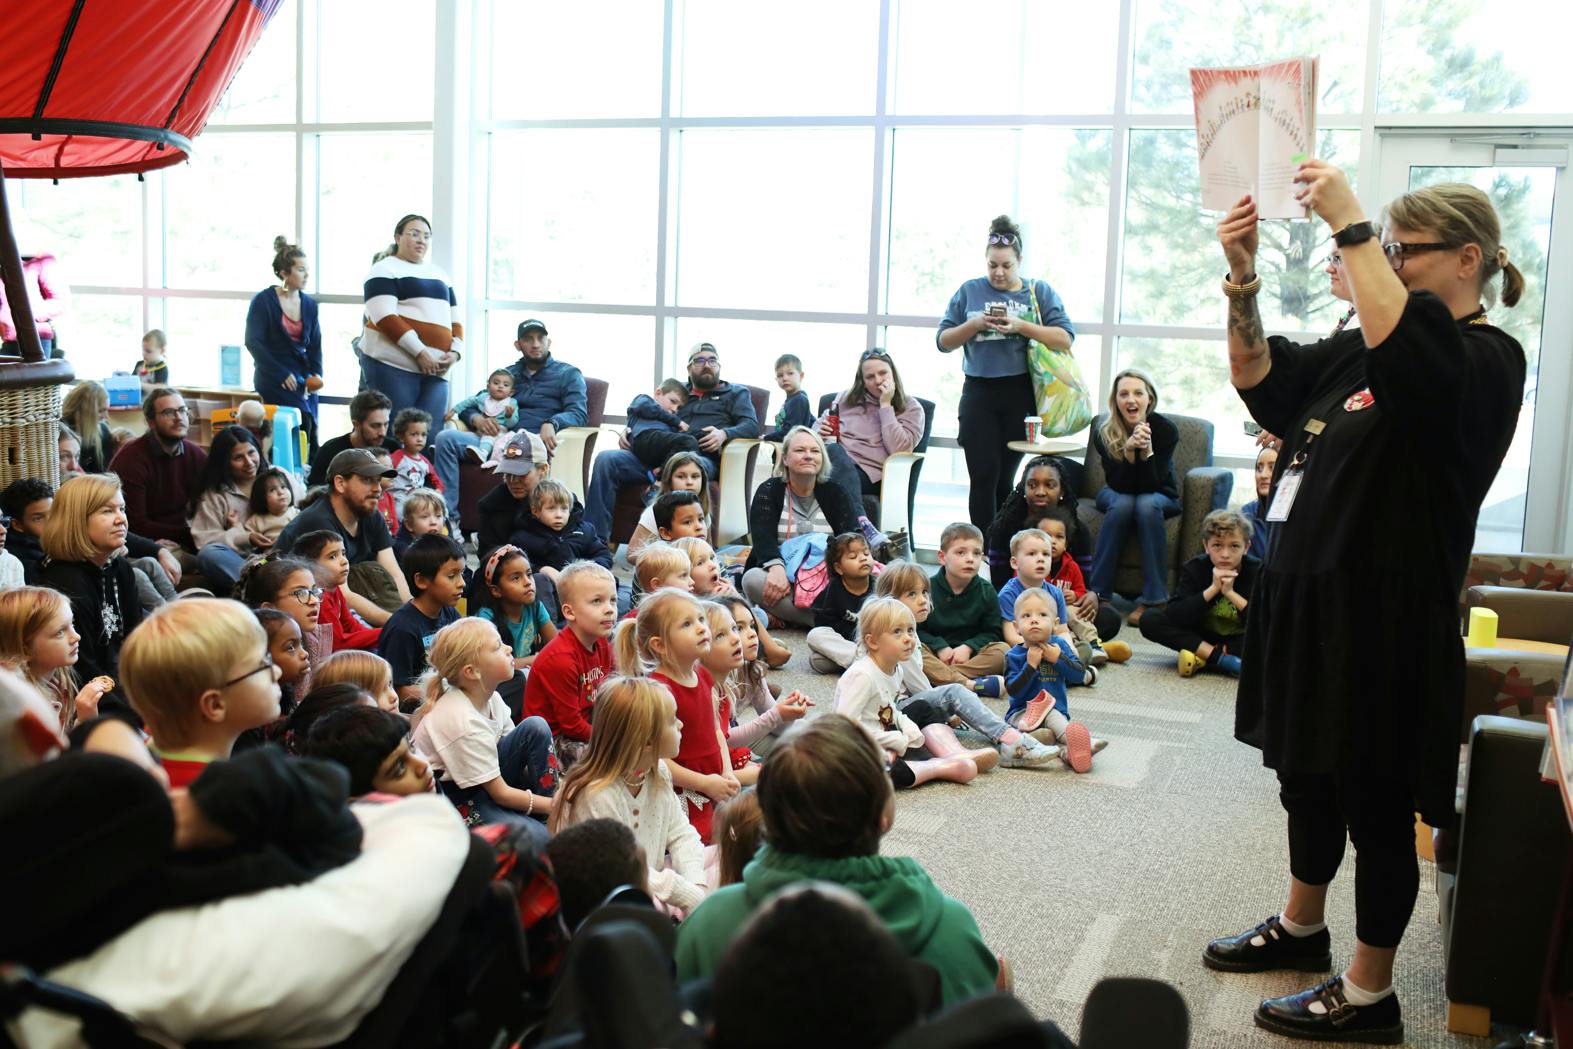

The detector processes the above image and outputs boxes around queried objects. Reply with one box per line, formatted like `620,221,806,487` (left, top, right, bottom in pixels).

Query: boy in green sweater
676,715,1001,1005
918,523,1007,695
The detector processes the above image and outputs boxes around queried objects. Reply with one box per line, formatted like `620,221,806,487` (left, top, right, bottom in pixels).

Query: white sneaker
998,737,1061,768
1091,737,1109,755
464,445,485,464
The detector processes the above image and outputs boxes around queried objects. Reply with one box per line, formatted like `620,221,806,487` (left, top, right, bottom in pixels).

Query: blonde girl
627,450,713,564
61,381,114,473
834,597,998,789
688,540,791,667
716,594,810,759
614,587,733,843
0,587,113,731
697,600,759,786
312,649,400,713
550,675,707,912
409,618,556,841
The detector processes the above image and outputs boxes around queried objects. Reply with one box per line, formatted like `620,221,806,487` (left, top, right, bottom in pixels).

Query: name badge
1265,470,1302,523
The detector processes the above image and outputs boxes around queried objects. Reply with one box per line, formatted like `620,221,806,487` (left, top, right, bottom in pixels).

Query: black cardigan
34,556,145,717
745,476,863,569
1090,411,1180,500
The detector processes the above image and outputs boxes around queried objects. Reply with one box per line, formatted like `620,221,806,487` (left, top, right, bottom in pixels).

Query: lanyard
1284,418,1325,473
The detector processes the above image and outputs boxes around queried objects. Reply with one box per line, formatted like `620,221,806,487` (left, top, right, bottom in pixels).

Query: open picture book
1191,56,1319,220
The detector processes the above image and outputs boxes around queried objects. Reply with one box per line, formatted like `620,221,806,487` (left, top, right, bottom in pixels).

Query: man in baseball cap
476,430,558,553
276,448,407,617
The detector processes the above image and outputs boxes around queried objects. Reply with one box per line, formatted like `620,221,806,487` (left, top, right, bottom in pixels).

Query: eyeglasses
987,233,1018,247
1316,251,1344,269
284,585,324,604
690,355,719,366
155,406,190,419
1382,241,1450,272
220,653,275,689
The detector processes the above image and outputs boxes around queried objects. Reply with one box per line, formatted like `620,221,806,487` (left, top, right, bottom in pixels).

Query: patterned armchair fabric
1462,648,1565,729
1076,413,1234,598
1460,551,1573,611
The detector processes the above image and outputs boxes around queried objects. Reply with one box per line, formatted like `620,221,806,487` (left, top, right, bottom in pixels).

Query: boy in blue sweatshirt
762,353,814,440
1004,587,1100,773
627,379,702,471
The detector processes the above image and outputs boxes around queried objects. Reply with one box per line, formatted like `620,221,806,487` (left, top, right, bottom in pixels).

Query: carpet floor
754,626,1491,1049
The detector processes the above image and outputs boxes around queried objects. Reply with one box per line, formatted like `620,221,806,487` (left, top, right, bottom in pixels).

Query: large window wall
16,0,1570,547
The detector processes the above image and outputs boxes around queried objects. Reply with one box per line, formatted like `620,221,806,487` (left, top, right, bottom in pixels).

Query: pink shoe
1015,691,1054,733
1062,721,1093,773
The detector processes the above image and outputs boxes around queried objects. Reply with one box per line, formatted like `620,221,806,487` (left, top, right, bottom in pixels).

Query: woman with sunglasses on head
358,214,462,424
1205,165,1526,1044
937,215,1077,531
815,348,925,521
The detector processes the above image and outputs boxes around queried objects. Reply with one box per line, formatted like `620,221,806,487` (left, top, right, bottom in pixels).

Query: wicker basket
0,382,60,489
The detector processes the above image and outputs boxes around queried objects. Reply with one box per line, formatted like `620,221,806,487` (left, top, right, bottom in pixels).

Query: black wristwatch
1333,220,1377,248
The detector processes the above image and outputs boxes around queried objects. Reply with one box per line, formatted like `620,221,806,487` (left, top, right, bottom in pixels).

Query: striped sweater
360,256,464,372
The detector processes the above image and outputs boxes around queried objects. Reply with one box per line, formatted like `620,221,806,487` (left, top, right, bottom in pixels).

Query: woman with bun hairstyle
937,215,1077,531
245,236,323,460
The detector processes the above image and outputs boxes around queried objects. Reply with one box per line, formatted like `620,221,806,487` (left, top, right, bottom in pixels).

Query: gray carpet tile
750,626,1494,1049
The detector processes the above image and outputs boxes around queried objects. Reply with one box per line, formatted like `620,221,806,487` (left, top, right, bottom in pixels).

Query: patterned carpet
759,627,1493,1049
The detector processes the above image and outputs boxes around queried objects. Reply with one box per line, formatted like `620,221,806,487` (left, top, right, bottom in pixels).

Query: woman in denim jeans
1085,369,1180,626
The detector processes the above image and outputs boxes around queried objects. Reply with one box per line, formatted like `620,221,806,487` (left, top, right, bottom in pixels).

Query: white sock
1044,709,1070,739
1338,974,1394,1005
998,727,1023,745
1277,913,1326,937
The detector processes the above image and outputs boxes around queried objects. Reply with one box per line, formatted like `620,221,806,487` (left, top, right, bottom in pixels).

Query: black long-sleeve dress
1234,292,1523,825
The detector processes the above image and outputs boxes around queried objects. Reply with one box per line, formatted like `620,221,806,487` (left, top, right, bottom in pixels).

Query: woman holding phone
936,215,1076,531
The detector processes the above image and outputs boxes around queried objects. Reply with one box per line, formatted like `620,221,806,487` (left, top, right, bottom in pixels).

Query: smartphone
1243,421,1264,436
985,303,1007,318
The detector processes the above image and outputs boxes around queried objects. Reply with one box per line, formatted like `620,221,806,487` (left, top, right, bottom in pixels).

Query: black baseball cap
517,319,548,338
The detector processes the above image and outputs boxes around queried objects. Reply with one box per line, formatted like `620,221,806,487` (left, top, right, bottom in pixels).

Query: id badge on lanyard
1265,418,1324,523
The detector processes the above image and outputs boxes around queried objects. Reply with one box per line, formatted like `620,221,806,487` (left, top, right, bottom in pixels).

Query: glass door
1377,133,1572,552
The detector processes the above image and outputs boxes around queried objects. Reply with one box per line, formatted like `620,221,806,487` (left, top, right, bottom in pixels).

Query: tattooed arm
1216,195,1272,390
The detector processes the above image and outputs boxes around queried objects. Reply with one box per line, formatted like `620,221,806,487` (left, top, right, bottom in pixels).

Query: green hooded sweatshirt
674,844,998,1005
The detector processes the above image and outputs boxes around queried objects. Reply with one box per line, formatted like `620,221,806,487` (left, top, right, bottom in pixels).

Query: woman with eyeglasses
33,474,145,717
357,214,462,424
1204,165,1526,1044
815,348,925,522
187,426,302,595
937,215,1077,531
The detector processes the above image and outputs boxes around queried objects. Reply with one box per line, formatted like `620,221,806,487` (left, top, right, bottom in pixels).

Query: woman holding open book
935,215,1076,532
1204,162,1526,1044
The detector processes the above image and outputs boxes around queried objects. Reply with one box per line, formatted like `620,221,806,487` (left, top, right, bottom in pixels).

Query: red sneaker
1015,690,1054,733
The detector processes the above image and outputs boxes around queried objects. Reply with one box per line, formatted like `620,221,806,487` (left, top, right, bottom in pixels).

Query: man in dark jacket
584,341,759,543
430,318,589,518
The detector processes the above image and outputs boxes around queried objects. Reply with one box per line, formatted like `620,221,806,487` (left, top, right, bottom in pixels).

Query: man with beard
428,318,588,519
583,342,759,543
277,449,409,619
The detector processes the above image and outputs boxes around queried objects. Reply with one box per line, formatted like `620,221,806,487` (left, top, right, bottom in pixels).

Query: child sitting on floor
1004,588,1097,773
235,555,331,692
391,489,452,561
699,599,758,786
806,530,876,673
712,789,763,887
835,597,998,790
302,703,433,796
254,607,310,721
545,818,649,932
410,617,556,840
311,649,400,714
550,675,708,915
677,533,790,667
378,535,465,707
626,453,712,566
292,530,381,651
917,523,1007,697
1139,508,1258,678
627,379,700,472
998,527,1094,684
631,543,695,612
875,562,1059,768
1034,508,1129,662
717,594,810,759
627,492,708,608
121,598,283,788
522,561,618,769
519,479,613,580
245,467,301,548
0,586,113,732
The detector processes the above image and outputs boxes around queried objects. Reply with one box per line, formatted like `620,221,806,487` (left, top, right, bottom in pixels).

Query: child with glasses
234,554,331,693
120,598,284,788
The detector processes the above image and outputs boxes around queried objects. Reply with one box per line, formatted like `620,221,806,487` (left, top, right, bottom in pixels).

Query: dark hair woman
815,348,925,517
185,426,276,594
936,215,1077,531
1202,164,1526,1043
245,236,323,461
357,214,462,425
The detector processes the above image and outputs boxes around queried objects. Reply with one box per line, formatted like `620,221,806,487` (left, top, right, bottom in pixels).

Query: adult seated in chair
741,426,863,627
108,388,207,576
1086,369,1181,626
430,317,588,520
585,341,759,543
474,430,554,555
676,714,1000,1006
277,449,410,624
308,388,398,488
814,347,924,520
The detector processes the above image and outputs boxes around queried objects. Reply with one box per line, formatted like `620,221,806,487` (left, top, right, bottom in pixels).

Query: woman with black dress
1085,370,1181,626
1201,164,1526,1044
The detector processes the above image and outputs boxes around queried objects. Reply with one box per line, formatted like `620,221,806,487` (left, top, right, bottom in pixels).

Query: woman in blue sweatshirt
245,237,323,460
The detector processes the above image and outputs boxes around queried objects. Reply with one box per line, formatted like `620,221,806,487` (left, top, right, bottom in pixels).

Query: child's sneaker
1217,653,1243,677
1061,720,1093,773
998,736,1061,768
464,444,486,464
1014,690,1055,732
1091,737,1109,754
969,675,1004,698
1177,649,1203,678
1101,640,1132,663
1087,639,1110,667
1081,664,1098,687
808,652,841,674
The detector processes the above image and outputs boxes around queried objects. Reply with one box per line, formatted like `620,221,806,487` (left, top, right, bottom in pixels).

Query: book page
1254,56,1318,219
1191,65,1260,212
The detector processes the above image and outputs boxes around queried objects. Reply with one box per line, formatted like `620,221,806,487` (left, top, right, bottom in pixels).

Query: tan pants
921,642,1007,687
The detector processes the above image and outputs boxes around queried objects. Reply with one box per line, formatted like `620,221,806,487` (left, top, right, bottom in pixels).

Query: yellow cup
1465,606,1499,648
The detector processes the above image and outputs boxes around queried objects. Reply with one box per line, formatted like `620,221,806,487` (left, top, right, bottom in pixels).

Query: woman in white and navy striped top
359,214,464,422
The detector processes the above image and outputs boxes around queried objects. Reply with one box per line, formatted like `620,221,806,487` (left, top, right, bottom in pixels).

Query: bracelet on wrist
1222,272,1262,298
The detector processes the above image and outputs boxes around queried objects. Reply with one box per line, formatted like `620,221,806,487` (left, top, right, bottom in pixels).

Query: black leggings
1278,772,1419,949
887,699,944,789
1138,607,1242,657
958,374,1037,531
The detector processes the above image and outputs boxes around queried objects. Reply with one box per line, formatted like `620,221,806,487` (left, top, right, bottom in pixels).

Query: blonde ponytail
1500,259,1525,308
615,588,704,677
613,618,643,676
